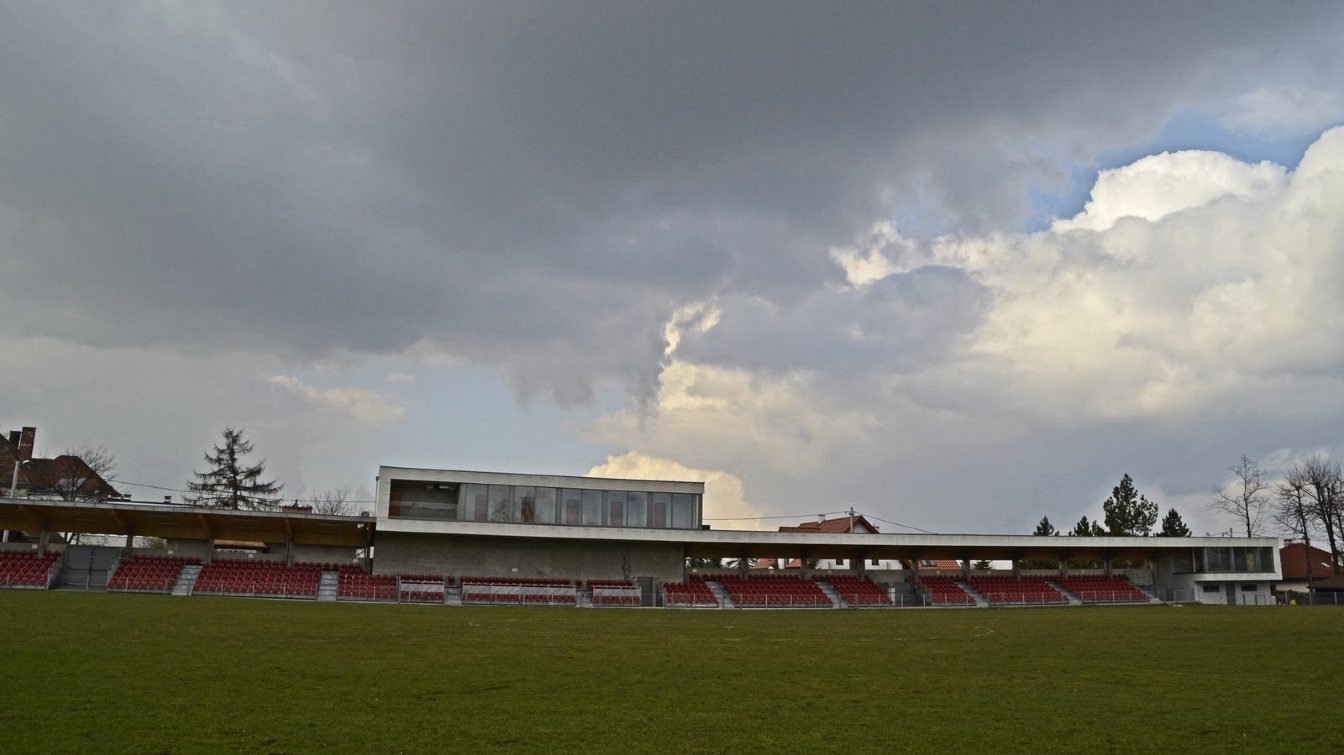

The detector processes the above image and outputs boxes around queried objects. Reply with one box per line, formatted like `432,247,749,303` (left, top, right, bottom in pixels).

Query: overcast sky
3,1,1343,534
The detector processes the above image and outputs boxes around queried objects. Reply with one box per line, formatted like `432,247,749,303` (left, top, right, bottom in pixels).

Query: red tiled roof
1280,543,1338,581
20,455,120,499
778,515,879,534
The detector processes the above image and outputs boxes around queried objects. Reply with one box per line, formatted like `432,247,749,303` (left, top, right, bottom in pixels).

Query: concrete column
1103,552,1113,576
962,557,972,580
37,529,50,554
855,550,867,577
122,527,136,558
1010,555,1020,577
799,554,812,580
1059,553,1070,578
285,539,293,566
738,555,749,579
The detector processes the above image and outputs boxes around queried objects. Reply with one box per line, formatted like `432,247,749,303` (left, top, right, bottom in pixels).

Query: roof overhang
375,518,1280,565
0,497,372,548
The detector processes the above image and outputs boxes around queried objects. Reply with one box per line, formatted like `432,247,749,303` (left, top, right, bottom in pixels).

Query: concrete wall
372,531,685,581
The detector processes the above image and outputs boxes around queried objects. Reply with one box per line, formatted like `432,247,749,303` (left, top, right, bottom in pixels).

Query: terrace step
956,581,990,608
172,564,202,596
815,580,847,608
316,569,339,602
1047,580,1083,606
703,579,735,609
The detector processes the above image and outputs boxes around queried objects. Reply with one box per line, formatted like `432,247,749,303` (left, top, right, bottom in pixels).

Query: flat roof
378,465,705,494
0,497,372,548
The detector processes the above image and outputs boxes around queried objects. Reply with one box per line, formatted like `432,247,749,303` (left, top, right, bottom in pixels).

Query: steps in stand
704,579,735,609
957,581,990,608
1047,580,1083,606
815,580,847,608
171,564,202,596
316,569,339,602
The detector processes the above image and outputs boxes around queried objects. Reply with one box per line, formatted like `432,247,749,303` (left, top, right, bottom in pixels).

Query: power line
113,479,377,504
702,510,848,521
860,512,937,534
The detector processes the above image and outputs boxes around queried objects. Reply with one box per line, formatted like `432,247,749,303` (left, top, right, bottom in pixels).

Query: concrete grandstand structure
0,464,1285,607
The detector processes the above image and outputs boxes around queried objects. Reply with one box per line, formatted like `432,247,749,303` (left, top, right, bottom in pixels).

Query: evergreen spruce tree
1102,474,1159,536
187,427,283,510
1158,508,1192,537
1033,516,1057,536
1070,515,1105,536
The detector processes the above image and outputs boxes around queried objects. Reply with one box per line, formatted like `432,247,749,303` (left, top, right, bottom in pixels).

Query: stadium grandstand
0,464,1286,607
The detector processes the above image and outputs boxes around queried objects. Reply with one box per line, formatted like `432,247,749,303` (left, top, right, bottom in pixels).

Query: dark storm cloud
1,1,1340,403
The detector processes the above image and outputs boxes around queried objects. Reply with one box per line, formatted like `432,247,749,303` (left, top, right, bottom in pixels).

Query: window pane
534,487,556,524
582,490,603,525
512,486,536,523
606,491,625,527
626,491,647,528
488,485,511,522
650,493,670,529
560,489,582,525
672,493,694,529
389,481,459,521
461,484,488,522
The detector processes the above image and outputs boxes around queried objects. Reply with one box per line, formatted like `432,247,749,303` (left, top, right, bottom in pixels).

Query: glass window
560,489,582,525
672,493,694,529
512,486,536,523
626,491,647,528
488,485,511,522
534,487,556,525
389,481,459,521
461,484,488,522
582,490,603,526
1173,550,1195,574
606,491,625,527
650,493,670,529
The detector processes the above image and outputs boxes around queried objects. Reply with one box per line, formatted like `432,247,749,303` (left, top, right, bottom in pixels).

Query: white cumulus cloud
1052,150,1286,233
585,451,768,528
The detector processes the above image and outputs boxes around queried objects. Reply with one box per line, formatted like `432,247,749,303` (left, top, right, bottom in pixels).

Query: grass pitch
2,592,1340,753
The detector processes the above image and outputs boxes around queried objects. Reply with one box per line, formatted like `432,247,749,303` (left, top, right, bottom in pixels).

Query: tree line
1033,455,1344,575
1033,473,1191,539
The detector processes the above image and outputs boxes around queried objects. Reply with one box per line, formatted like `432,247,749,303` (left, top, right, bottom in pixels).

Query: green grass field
1,592,1340,753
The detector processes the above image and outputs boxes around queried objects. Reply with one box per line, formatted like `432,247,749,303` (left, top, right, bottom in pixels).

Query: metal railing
460,584,578,606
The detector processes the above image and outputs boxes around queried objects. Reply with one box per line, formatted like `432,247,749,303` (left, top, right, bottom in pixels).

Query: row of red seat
969,576,1068,604
194,560,321,597
663,581,718,606
108,556,200,592
718,575,833,608
822,575,892,606
917,576,977,605
460,576,576,587
1057,575,1148,602
338,571,397,601
0,552,60,588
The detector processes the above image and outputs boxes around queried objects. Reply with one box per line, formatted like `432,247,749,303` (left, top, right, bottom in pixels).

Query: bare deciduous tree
1296,456,1343,574
1210,455,1268,537
312,487,354,516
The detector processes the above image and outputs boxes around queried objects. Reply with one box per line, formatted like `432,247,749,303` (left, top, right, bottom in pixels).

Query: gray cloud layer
4,2,1341,406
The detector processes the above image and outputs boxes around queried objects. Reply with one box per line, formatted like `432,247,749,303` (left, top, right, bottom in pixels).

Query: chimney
16,427,35,462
